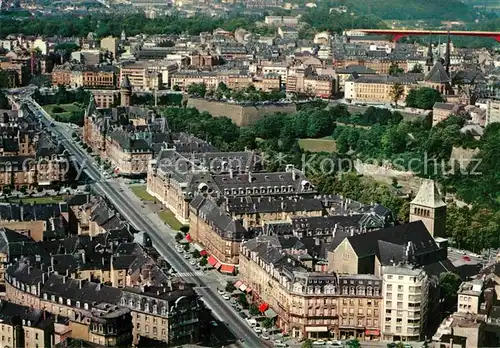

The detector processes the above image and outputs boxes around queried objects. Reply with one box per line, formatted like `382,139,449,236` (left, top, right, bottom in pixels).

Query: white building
382,264,430,342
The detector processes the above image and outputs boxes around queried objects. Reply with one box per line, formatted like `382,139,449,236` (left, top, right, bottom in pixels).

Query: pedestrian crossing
174,271,206,278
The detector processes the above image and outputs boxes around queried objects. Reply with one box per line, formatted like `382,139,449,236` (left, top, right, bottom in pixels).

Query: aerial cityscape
0,0,498,347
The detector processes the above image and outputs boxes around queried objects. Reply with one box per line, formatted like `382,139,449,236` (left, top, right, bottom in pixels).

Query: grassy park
298,137,337,153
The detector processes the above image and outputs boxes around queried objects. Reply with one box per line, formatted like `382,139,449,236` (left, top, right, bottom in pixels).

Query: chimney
79,279,83,289
42,273,47,284
229,169,233,179
96,283,101,291
102,257,105,266
62,276,66,284
248,172,252,183
27,266,31,274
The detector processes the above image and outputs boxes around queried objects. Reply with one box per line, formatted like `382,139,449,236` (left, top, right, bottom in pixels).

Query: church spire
445,31,451,75
426,34,434,71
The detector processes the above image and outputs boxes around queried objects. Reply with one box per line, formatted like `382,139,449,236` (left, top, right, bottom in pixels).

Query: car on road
312,341,326,346
261,334,270,340
253,327,262,333
222,295,230,300
183,254,190,259
326,341,342,347
217,290,225,295
189,260,196,265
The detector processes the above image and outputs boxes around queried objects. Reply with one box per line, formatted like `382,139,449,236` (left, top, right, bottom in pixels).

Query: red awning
220,264,235,274
259,303,269,312
200,250,207,256
365,329,380,336
185,234,192,242
234,280,243,288
207,256,217,267
214,262,222,270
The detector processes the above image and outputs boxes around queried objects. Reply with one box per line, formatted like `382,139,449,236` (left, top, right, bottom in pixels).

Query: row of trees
185,82,287,103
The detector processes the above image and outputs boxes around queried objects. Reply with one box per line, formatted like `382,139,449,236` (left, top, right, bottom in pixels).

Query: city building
100,37,119,62
345,74,416,105
239,236,383,341
381,264,430,342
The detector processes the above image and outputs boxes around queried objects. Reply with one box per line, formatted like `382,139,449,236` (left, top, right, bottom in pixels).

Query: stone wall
186,98,297,126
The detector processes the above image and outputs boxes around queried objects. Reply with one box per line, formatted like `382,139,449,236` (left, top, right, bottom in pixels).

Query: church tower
409,179,447,238
120,75,132,107
444,31,451,76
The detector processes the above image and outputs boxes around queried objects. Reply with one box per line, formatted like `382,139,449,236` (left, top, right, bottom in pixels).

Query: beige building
432,103,463,126
345,74,415,104
381,265,430,342
409,179,447,238
239,236,383,341
457,279,483,315
100,37,119,61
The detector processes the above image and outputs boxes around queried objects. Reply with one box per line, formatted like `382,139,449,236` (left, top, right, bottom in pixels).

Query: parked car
253,327,262,333
222,295,230,300
261,334,270,340
218,290,225,295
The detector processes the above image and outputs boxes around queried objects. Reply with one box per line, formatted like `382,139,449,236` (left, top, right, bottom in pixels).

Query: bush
19,185,27,194
249,304,259,316
52,106,65,113
225,281,236,293
199,257,207,266
179,225,190,233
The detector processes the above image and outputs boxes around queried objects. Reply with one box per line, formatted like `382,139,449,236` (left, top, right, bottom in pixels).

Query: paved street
23,97,264,348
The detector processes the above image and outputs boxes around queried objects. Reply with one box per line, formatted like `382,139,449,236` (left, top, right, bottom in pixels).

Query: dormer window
67,299,71,306
51,295,55,302
59,297,63,304
43,293,47,300
84,303,89,310
76,301,80,308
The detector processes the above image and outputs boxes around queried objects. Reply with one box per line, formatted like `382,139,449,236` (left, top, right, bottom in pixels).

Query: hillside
313,0,476,21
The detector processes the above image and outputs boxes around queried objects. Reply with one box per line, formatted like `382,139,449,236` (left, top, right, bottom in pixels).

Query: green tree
199,256,207,266
406,87,444,109
19,185,27,194
191,250,201,258
172,84,180,91
346,339,361,348
409,63,423,73
390,83,405,106
186,83,207,97
0,90,9,109
238,293,248,308
225,281,236,293
249,304,260,316
262,317,274,329
301,339,313,348
439,272,462,307
388,63,404,76
183,243,190,251
175,232,183,242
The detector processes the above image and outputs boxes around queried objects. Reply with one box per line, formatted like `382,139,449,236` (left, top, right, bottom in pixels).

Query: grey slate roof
424,61,451,84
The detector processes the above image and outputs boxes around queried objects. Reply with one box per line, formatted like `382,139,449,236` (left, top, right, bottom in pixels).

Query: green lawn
158,210,184,230
43,103,84,122
0,195,70,204
298,137,337,153
130,185,155,201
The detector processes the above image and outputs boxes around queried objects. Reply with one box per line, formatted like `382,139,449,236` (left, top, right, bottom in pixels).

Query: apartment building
51,63,73,87
335,65,376,91
90,90,118,108
381,265,430,342
82,66,116,89
83,101,170,176
5,259,204,347
0,301,54,348
100,37,119,61
239,236,383,341
432,102,464,126
119,62,170,90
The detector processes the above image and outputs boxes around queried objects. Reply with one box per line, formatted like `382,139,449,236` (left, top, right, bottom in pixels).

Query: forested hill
304,0,475,21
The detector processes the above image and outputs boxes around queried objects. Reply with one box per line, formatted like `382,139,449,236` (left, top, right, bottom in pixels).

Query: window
84,303,89,310
386,284,392,291
43,294,47,300
35,333,38,340
398,285,404,292
67,299,71,306
76,301,80,308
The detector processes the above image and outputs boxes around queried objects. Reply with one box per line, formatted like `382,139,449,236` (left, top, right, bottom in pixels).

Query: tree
175,232,183,242
301,339,313,348
186,83,207,97
238,293,248,308
0,90,9,109
409,63,423,73
262,317,274,329
249,304,260,316
191,250,201,258
180,225,190,233
346,339,361,348
439,272,462,307
225,281,236,293
390,83,405,106
405,87,444,110
2,186,11,195
71,132,77,138
199,256,207,266
172,84,181,91
19,185,27,194
183,243,190,251
388,63,404,76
